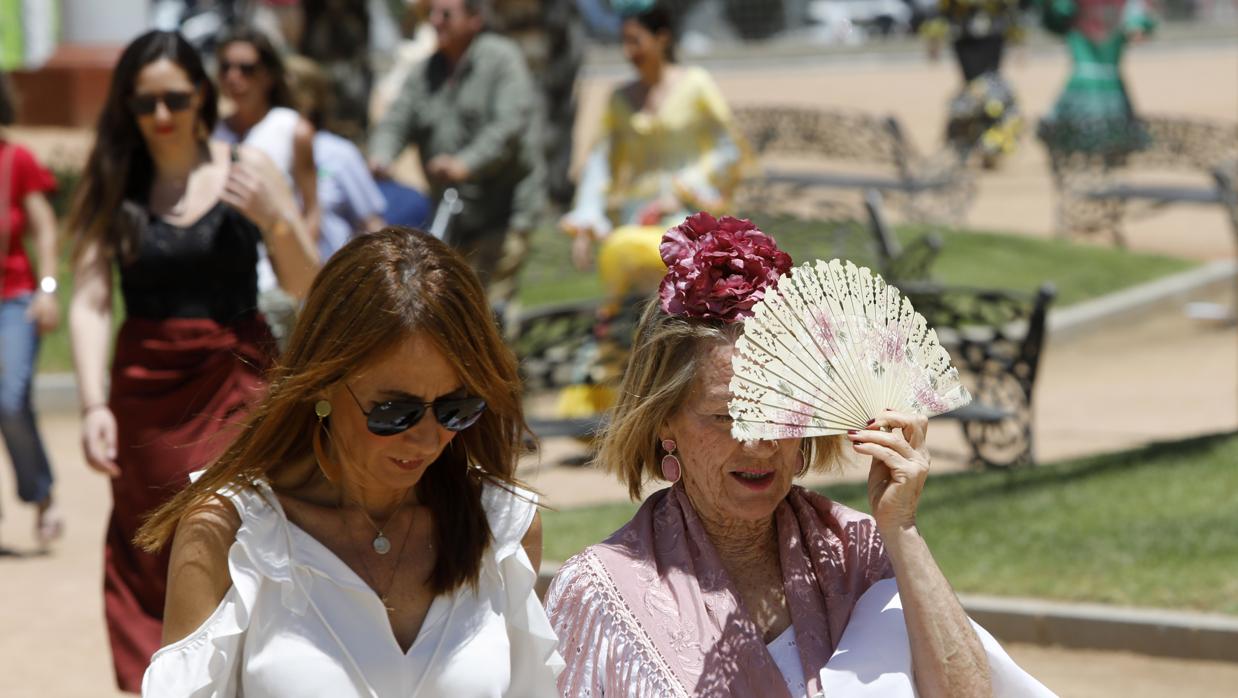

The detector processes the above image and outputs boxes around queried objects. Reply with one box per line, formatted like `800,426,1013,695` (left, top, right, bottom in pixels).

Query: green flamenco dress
1037,0,1157,157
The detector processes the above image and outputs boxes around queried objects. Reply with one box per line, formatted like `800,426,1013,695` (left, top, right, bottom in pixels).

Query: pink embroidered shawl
546,484,893,697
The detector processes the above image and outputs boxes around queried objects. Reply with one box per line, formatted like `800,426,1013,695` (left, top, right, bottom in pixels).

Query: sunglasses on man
219,60,261,77
344,384,487,436
128,90,194,116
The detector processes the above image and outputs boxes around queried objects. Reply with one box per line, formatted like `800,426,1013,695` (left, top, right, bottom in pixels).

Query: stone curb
958,592,1238,663
1047,259,1236,344
535,563,1238,662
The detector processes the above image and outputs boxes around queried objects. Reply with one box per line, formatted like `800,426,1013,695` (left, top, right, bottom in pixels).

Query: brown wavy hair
137,228,531,594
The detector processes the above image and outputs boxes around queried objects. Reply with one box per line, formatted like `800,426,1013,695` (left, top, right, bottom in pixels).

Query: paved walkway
2,38,1235,697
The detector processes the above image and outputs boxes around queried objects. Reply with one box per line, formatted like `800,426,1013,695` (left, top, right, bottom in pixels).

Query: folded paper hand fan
729,259,971,441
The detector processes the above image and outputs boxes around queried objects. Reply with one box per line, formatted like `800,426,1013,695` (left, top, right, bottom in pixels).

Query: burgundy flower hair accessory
658,212,793,323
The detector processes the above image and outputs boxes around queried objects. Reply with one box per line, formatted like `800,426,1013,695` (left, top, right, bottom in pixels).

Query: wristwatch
39,276,58,294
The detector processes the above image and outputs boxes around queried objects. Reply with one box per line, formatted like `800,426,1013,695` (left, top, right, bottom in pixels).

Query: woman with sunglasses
214,26,320,345
137,228,562,696
66,30,317,693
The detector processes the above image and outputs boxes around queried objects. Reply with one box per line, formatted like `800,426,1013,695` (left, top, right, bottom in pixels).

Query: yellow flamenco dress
556,66,749,420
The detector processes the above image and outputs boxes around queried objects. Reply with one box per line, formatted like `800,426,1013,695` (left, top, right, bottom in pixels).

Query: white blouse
766,626,808,698
142,479,564,697
819,578,1058,697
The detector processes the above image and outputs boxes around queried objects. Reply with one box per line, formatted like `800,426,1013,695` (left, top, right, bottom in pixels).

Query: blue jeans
0,293,54,506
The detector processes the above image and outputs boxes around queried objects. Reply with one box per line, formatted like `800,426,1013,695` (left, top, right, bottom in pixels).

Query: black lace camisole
118,200,263,323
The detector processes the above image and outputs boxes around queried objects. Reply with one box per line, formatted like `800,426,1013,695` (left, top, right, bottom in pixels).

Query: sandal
35,500,64,550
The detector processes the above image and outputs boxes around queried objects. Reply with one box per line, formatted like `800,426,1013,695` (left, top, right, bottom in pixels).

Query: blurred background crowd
0,0,1236,695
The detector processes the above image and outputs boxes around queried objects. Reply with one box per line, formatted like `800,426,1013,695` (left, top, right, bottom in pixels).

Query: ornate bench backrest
733,105,915,175
1045,115,1238,175
902,283,1056,402
1128,116,1238,171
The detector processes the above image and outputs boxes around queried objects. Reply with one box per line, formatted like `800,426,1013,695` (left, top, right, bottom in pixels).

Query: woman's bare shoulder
162,495,242,646
178,494,242,539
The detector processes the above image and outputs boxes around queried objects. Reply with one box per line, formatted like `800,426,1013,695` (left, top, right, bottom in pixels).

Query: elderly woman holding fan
545,213,1053,697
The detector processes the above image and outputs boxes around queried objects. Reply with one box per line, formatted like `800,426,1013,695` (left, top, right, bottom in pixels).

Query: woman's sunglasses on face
219,60,260,78
344,384,487,436
128,91,194,116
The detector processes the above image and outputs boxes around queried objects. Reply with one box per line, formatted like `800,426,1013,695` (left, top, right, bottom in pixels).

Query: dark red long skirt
103,315,274,693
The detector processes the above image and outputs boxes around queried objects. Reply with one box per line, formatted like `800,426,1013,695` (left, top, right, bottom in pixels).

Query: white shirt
142,479,564,697
767,626,808,698
213,107,301,294
819,579,1058,697
213,106,300,175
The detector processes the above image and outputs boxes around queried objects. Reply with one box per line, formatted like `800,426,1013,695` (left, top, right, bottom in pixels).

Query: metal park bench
1043,115,1238,249
860,191,1055,468
737,188,1054,468
733,105,977,224
512,294,642,441
903,282,1056,469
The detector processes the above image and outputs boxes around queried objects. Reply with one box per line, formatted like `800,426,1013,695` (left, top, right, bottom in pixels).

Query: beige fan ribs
729,259,971,441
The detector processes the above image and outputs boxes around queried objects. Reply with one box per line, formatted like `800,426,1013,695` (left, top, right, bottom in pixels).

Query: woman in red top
0,74,62,550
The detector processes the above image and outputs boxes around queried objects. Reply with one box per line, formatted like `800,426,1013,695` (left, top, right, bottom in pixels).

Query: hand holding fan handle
848,409,930,533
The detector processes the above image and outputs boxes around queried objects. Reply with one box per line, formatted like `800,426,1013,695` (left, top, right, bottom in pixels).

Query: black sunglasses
219,60,260,77
344,384,487,436
128,91,194,116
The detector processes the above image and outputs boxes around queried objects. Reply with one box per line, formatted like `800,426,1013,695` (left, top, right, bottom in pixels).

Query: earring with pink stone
660,438,681,482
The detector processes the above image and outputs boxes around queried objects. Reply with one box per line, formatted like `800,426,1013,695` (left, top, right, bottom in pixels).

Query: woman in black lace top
64,30,316,694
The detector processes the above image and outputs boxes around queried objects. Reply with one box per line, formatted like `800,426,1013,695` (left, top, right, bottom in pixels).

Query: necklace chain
340,500,416,614
353,502,403,555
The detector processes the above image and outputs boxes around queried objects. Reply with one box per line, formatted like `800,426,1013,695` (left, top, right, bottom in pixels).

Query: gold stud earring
315,400,332,419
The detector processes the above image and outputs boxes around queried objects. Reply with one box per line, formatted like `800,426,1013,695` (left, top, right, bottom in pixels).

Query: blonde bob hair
596,299,845,500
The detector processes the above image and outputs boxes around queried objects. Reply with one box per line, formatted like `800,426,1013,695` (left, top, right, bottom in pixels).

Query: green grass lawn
542,431,1238,614
34,257,122,375
34,215,1194,373
924,226,1195,307
516,216,1194,310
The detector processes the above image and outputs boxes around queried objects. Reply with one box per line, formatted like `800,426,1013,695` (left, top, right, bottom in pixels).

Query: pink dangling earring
660,438,681,483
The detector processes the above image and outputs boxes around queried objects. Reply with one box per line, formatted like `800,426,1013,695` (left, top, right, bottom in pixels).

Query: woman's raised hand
848,409,931,532
222,157,285,233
